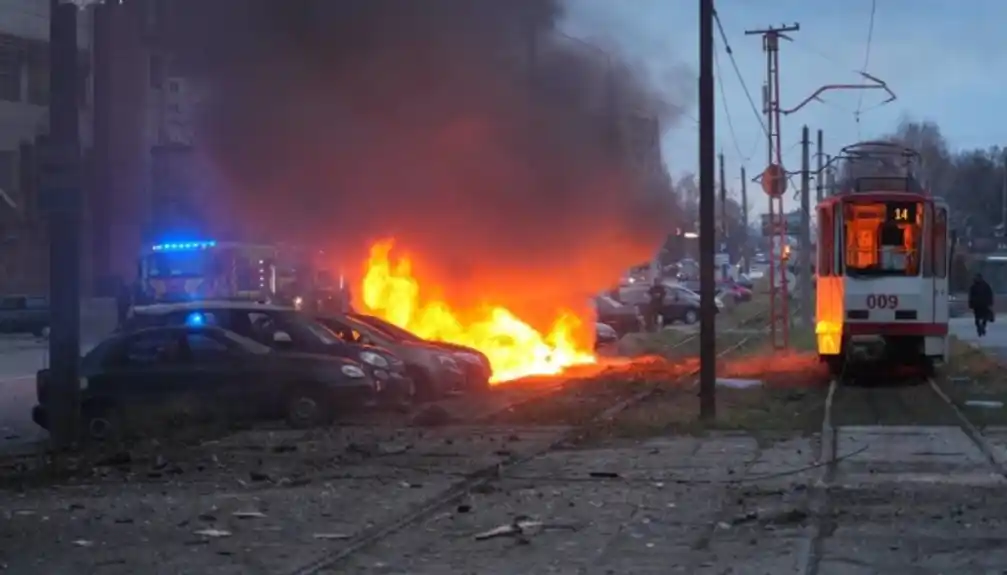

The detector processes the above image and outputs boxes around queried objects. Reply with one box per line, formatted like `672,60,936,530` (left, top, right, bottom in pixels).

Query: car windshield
297,318,343,345
350,313,423,343
596,295,623,312
219,329,272,354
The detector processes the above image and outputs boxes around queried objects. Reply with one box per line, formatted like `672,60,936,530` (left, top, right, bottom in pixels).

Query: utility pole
746,22,798,350
816,129,824,203
718,152,727,276
740,166,749,274
44,0,82,449
798,125,812,329
698,0,716,421
826,155,836,196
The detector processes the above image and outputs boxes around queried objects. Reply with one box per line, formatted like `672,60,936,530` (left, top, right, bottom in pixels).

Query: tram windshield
843,201,922,277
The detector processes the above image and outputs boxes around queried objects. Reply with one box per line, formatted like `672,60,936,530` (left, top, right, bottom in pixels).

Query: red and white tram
815,142,950,375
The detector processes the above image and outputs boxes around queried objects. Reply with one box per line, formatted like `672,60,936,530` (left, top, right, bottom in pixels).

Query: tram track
283,316,771,575
802,372,1007,575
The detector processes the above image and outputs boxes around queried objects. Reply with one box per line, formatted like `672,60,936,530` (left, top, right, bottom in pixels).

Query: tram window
843,201,922,277
934,207,947,278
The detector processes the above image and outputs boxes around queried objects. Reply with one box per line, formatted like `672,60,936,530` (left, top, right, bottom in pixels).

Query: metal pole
741,166,749,274
698,0,717,421
46,0,82,449
816,129,824,203
799,125,812,329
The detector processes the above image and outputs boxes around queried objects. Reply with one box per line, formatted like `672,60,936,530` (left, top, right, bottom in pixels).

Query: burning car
315,313,467,400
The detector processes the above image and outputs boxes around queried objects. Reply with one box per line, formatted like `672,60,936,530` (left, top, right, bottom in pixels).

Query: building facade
0,0,95,292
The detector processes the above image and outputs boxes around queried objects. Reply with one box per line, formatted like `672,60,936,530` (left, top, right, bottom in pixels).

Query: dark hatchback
32,325,376,440
123,301,414,406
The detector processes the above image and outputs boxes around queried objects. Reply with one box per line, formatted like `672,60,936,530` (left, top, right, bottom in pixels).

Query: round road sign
761,164,787,198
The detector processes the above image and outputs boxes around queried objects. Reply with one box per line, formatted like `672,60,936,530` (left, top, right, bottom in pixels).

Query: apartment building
0,0,93,291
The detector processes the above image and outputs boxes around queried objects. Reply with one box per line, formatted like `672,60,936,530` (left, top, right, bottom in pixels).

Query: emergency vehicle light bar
152,241,217,252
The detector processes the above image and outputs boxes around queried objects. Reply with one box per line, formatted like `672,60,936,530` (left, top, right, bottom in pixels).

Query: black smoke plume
165,0,685,324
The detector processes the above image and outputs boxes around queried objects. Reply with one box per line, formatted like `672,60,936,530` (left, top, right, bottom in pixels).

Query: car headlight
293,296,304,310
359,351,389,368
340,365,366,378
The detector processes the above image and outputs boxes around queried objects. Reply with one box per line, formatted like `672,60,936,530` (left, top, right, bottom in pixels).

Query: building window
26,44,49,106
0,38,23,103
149,54,163,89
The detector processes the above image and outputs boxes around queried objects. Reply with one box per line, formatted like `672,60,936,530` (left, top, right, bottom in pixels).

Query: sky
560,0,1007,219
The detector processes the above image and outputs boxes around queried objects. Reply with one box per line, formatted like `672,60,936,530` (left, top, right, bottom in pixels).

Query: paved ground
3,315,1006,573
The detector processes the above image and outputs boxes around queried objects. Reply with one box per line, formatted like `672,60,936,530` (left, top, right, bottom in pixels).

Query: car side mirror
273,331,292,343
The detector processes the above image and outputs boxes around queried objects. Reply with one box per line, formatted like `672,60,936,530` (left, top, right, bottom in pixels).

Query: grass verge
937,336,1007,427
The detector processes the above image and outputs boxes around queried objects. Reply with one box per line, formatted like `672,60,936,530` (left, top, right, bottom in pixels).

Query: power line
854,0,877,137
712,6,767,138
712,36,750,166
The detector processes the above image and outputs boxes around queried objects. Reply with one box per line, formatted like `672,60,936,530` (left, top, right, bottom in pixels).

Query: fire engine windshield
144,251,210,278
843,201,922,277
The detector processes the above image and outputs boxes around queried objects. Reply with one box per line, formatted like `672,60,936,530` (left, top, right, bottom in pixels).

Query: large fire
359,240,596,383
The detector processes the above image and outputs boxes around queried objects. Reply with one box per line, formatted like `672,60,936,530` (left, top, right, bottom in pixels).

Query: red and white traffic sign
761,164,787,198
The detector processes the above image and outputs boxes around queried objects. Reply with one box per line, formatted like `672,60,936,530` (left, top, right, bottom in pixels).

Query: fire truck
815,141,951,376
137,240,341,305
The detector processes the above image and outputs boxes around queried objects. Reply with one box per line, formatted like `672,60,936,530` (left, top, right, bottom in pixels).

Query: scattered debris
588,471,620,479
716,378,763,389
72,540,94,548
193,529,232,538
312,533,352,540
965,400,1004,409
474,516,578,541
232,511,267,519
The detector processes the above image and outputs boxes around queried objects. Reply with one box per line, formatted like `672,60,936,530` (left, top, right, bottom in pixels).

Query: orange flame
360,239,596,383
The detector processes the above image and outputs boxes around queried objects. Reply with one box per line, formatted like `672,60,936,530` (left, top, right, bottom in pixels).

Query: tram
815,141,951,376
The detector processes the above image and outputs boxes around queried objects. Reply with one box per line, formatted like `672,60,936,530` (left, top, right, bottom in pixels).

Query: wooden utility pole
741,166,749,274
799,125,812,328
718,151,727,262
816,129,824,203
698,0,716,420
44,0,83,449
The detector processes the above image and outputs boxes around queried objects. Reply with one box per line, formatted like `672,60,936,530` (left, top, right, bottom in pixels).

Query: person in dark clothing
115,279,132,328
969,273,994,337
646,278,667,332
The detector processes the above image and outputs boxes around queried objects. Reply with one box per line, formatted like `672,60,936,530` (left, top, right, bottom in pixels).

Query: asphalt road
0,336,102,454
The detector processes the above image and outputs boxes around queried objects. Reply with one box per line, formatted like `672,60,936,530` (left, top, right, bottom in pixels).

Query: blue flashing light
151,240,217,252
185,312,206,327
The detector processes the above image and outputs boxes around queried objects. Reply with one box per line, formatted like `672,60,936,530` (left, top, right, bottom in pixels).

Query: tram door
932,202,949,324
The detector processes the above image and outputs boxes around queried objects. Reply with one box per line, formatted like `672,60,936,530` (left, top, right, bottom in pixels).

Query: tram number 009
865,294,899,309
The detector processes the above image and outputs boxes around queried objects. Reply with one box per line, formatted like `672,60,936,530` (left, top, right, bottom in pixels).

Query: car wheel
684,309,698,324
285,388,332,429
81,401,122,442
408,367,441,402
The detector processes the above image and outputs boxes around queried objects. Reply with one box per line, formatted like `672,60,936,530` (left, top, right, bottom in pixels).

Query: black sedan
595,295,643,336
32,325,378,440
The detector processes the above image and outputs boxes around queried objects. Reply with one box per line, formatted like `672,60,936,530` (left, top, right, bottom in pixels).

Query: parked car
0,295,49,337
123,301,413,407
617,282,722,325
595,322,618,348
347,312,493,391
315,313,468,399
595,295,643,336
32,325,376,440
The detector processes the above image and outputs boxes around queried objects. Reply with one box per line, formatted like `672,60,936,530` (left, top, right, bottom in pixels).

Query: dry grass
937,336,1007,427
